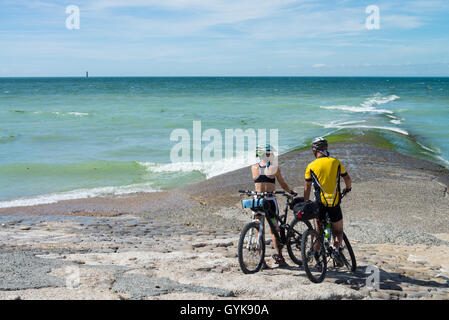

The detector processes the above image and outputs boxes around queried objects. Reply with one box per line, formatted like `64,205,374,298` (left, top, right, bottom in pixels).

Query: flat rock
112,274,234,299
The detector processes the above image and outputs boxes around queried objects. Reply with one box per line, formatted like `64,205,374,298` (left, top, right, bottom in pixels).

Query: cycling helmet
256,144,273,157
311,137,328,151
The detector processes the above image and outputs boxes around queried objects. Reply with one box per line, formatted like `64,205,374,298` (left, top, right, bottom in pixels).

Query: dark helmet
311,137,328,151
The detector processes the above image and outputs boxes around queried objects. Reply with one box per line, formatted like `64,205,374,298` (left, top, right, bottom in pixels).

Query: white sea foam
0,183,158,209
140,144,292,180
33,111,90,117
361,94,400,108
320,105,393,114
320,94,399,114
416,141,440,154
435,155,449,167
323,120,367,127
67,112,89,117
140,156,256,179
325,124,409,136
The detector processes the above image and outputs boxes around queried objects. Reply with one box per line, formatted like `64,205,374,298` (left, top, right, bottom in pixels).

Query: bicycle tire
286,218,312,266
238,221,265,274
301,228,327,283
340,232,357,272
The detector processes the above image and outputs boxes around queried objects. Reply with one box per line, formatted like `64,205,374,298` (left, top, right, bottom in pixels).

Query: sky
1,0,449,76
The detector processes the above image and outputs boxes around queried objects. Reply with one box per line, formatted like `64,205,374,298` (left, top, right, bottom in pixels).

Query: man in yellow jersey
304,137,352,266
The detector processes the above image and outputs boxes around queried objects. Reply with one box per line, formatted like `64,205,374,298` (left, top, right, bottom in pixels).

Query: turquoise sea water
0,77,448,207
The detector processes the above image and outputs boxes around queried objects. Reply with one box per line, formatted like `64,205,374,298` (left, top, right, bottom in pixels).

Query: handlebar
238,190,295,198
341,188,351,199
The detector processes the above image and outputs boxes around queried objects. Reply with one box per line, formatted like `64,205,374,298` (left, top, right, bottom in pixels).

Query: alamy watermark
65,265,80,289
66,5,80,30
366,5,380,30
170,121,279,166
366,265,380,290
64,5,379,31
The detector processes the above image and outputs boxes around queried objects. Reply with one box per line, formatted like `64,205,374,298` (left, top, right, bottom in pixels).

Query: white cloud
381,14,424,29
1,0,448,76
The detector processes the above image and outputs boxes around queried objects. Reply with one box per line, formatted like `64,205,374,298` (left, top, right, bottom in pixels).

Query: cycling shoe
272,254,288,268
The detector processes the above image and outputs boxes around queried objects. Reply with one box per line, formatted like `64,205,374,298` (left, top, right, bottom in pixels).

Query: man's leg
313,218,321,251
332,219,343,249
313,205,326,251
330,206,344,250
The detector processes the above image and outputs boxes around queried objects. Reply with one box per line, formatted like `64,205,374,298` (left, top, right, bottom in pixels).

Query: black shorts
318,204,343,223
264,198,278,219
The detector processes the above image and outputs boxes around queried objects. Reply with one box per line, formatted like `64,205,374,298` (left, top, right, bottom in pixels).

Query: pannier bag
289,197,305,210
293,200,320,220
241,198,264,210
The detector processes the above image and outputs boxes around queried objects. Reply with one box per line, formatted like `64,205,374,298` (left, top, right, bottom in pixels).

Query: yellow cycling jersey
305,156,347,207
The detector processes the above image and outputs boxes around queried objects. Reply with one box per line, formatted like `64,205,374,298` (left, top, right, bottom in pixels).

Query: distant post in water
86,71,89,78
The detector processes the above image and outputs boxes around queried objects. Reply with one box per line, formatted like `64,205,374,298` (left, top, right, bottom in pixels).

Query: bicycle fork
247,211,265,250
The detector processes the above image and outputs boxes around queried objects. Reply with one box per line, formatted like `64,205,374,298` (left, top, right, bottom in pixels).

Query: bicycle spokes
301,229,327,283
246,228,255,250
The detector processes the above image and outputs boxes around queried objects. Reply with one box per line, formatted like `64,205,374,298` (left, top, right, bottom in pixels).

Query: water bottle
324,223,331,239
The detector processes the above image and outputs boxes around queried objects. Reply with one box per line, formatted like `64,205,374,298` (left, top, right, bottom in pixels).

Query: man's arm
343,174,352,190
304,180,312,201
339,161,352,192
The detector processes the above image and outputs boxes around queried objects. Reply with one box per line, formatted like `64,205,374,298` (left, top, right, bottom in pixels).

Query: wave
0,158,255,208
67,112,90,117
316,120,367,127
140,156,255,179
361,94,400,108
416,141,440,154
320,94,399,114
8,110,91,117
141,146,292,179
322,124,409,136
320,105,393,114
0,183,158,209
50,111,90,117
434,155,449,167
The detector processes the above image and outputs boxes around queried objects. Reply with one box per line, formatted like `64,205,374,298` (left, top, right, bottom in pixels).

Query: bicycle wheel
301,228,327,283
339,232,357,272
286,218,312,266
238,221,265,274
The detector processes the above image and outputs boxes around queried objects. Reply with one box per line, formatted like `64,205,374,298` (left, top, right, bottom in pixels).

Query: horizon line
1,75,449,78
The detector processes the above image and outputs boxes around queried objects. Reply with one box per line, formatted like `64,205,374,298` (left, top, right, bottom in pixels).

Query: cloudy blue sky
1,0,449,76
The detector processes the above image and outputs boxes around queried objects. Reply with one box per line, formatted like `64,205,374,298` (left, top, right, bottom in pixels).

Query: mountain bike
237,190,312,274
300,190,357,283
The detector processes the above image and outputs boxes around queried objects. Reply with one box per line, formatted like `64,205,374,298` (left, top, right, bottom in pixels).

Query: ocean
0,77,448,207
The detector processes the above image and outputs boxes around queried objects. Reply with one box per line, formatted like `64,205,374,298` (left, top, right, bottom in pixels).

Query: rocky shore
0,143,448,300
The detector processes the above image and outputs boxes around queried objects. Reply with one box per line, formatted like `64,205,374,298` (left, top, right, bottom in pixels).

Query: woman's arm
275,168,295,194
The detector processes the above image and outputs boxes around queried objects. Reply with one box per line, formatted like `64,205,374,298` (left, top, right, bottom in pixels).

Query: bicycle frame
318,214,333,255
316,190,350,256
247,194,292,250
